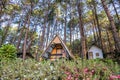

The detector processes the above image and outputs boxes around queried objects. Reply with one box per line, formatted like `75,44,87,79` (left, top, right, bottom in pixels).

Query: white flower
44,78,48,80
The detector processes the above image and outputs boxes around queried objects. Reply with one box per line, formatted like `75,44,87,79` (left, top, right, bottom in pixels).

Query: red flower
65,71,71,75
67,74,72,80
109,74,120,80
117,75,120,78
91,69,95,75
75,78,79,80
83,68,89,74
74,73,79,78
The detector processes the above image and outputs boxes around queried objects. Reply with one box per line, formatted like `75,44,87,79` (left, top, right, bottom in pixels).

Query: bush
0,59,120,80
0,44,17,60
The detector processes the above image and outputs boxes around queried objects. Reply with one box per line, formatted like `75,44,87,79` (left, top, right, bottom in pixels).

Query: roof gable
88,45,102,52
41,35,75,60
52,36,61,43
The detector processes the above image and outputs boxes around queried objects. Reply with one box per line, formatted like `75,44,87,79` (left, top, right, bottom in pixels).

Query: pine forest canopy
0,0,120,60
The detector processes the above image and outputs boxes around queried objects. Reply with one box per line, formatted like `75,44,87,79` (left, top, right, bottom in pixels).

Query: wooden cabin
41,35,74,60
88,45,103,59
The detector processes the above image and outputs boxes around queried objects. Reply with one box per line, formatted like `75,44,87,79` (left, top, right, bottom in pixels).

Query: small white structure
88,45,103,59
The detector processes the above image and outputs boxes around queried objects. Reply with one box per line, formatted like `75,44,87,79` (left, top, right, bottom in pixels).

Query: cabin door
89,52,93,59
56,48,62,58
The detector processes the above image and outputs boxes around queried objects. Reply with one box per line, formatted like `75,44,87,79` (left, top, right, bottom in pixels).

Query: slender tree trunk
46,24,50,47
16,28,23,51
64,8,67,44
91,23,96,42
70,26,72,46
27,26,37,53
27,39,32,53
77,0,87,59
53,20,57,35
40,24,46,50
111,0,120,37
26,34,35,54
23,12,31,60
101,0,120,52
15,17,24,50
92,9,99,44
111,0,120,21
23,28,28,60
92,0,103,50
105,27,113,52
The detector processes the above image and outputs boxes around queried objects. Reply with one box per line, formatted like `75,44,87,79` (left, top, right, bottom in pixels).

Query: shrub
0,44,17,60
0,59,120,80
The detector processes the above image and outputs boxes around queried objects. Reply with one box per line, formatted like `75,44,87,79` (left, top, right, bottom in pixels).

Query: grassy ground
0,58,120,80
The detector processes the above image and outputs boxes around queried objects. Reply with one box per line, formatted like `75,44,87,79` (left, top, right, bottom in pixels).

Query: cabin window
89,52,93,59
47,47,53,53
96,53,99,56
56,48,62,54
51,44,55,48
43,52,49,58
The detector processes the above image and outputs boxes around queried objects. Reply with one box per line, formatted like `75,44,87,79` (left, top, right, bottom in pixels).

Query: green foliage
47,6,56,23
70,39,81,55
0,44,17,60
68,18,79,28
0,29,3,37
115,22,120,32
0,59,120,79
55,0,63,3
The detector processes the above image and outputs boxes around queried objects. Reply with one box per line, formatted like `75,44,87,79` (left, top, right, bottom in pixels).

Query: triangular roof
88,45,102,51
41,34,75,60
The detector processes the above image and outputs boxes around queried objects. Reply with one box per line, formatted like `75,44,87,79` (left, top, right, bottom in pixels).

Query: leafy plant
0,59,120,80
0,44,17,60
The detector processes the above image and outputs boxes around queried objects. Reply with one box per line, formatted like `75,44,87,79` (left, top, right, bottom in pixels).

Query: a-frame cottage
41,35,74,60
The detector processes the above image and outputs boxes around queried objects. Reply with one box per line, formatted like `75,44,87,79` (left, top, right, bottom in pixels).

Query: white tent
88,45,103,59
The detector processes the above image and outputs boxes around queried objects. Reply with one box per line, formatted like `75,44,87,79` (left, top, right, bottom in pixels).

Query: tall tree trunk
53,20,57,35
105,27,113,52
111,0,120,21
70,26,72,46
77,0,87,59
46,24,50,47
91,23,96,42
27,26,37,53
27,39,32,53
92,0,103,50
92,9,99,44
40,24,46,50
15,17,24,51
101,0,120,52
23,13,30,60
64,7,67,44
111,0,120,37
16,28,23,51
69,3,72,46
23,28,28,60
